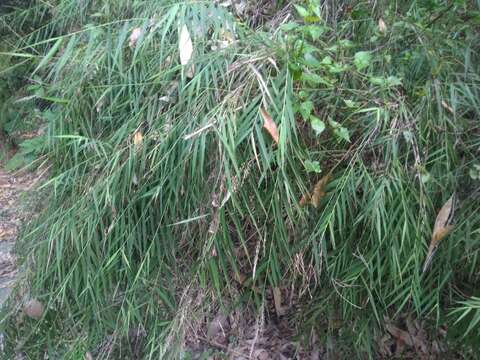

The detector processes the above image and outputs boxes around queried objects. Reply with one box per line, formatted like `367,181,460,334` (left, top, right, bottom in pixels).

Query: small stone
24,299,44,320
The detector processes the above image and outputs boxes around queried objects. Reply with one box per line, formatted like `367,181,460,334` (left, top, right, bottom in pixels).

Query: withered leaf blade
432,193,455,237
422,193,456,273
133,130,143,150
179,24,194,77
232,271,246,285
260,107,279,144
441,100,454,114
272,287,286,316
299,193,311,207
311,174,331,208
129,28,143,48
207,312,229,340
385,323,428,353
378,18,387,33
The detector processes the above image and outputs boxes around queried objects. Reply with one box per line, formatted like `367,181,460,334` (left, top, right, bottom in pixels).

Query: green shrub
1,0,479,358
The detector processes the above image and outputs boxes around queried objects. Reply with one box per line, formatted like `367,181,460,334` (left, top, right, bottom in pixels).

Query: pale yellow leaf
422,193,456,272
179,25,194,77
378,18,387,33
441,100,454,114
432,194,455,241
300,173,332,208
260,107,279,144
311,174,332,208
133,130,143,150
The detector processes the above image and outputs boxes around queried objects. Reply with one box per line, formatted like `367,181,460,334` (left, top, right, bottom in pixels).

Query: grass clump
1,0,479,358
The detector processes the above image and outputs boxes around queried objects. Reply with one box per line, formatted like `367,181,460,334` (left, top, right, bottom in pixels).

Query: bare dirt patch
0,167,42,307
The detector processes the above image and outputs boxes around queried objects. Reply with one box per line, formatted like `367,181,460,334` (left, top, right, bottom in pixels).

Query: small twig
183,123,214,140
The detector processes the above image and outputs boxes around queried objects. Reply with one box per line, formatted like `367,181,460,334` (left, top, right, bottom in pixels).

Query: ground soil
0,166,41,307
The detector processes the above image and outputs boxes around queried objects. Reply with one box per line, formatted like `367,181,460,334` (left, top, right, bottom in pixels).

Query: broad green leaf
5,153,26,171
327,63,347,73
298,91,309,99
354,51,371,71
421,172,431,184
299,101,314,120
310,116,326,135
280,22,298,31
369,76,385,86
294,5,310,18
469,164,480,180
304,160,321,173
325,45,338,52
321,56,333,65
329,119,350,142
328,119,341,128
339,39,354,48
304,25,326,40
303,53,322,68
386,76,402,86
301,72,332,86
334,127,350,142
344,100,358,108
369,75,402,87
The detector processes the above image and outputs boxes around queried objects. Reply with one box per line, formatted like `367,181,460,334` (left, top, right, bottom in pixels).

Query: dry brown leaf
232,271,261,293
378,18,387,33
129,28,143,48
179,25,194,77
133,130,143,150
423,193,455,272
386,324,414,347
385,323,428,353
233,271,247,285
311,174,332,208
299,193,311,207
299,174,331,208
207,312,229,340
328,317,343,330
272,287,286,316
432,194,455,237
260,107,279,144
24,299,44,320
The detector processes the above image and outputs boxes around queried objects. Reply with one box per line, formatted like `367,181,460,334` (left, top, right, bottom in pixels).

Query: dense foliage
1,0,479,358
